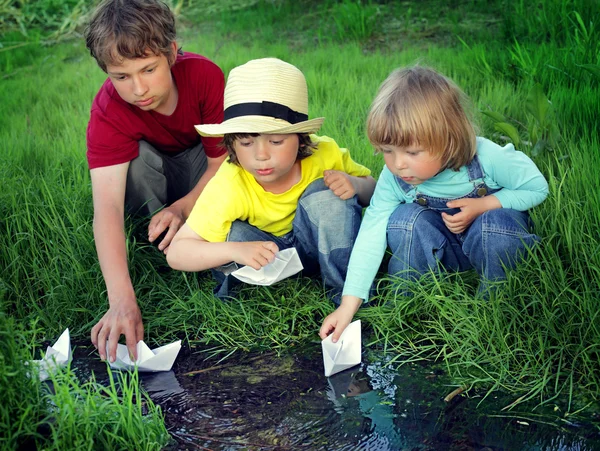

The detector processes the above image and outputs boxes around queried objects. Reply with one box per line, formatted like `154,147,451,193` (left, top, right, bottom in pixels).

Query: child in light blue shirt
320,66,549,341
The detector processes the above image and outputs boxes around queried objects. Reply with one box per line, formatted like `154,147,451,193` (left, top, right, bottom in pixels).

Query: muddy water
71,344,600,450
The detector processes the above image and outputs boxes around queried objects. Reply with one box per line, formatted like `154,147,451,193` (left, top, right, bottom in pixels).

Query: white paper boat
231,247,303,286
109,340,181,372
322,320,362,377
31,328,71,381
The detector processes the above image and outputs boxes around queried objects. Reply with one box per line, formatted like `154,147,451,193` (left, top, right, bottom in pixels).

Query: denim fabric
387,155,539,286
212,178,363,304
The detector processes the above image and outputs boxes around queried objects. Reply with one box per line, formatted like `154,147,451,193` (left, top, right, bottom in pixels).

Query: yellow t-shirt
187,135,371,242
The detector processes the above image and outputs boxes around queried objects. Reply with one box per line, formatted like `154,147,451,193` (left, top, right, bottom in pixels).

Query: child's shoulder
91,79,128,115
216,159,245,180
172,52,223,78
311,134,345,154
476,136,516,156
201,161,248,202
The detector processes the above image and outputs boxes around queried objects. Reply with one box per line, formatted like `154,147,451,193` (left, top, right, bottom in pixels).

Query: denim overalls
386,155,539,287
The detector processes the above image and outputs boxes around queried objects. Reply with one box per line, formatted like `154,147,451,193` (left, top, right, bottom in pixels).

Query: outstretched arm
319,295,363,342
89,163,144,363
167,223,279,271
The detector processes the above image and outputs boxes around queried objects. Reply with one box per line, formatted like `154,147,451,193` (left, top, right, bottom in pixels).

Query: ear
167,41,178,66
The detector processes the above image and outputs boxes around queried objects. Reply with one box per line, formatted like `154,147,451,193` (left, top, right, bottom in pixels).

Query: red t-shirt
86,52,225,169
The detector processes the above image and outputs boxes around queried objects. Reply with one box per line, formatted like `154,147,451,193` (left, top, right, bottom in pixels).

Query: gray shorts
125,140,208,216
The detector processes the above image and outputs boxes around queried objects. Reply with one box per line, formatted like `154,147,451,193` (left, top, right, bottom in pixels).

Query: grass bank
1,0,599,447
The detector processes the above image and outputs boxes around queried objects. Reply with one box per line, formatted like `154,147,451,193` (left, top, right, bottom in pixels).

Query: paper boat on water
109,340,181,372
322,320,362,377
231,248,303,286
31,328,71,381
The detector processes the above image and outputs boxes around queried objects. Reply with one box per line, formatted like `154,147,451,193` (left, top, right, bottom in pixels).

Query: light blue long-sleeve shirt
342,137,549,301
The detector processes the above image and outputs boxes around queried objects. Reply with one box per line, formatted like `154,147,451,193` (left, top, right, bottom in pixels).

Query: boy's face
382,144,442,185
106,42,177,116
234,134,300,192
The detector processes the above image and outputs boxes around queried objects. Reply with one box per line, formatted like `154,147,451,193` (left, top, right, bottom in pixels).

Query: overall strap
466,154,484,181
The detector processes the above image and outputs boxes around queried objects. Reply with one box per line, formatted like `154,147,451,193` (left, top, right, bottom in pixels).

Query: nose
254,141,270,161
394,153,407,170
132,75,148,97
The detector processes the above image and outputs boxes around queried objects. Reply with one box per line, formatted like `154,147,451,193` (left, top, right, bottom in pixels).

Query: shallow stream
71,344,600,450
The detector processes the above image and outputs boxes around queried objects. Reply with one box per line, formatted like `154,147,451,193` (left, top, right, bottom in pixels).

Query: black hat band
224,101,308,124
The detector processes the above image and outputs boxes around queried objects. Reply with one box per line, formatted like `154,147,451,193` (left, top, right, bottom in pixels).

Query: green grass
0,313,45,449
44,367,170,450
1,0,600,447
0,312,170,449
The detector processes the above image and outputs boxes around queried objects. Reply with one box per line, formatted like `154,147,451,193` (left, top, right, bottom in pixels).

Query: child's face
382,144,442,185
234,134,300,192
106,43,177,115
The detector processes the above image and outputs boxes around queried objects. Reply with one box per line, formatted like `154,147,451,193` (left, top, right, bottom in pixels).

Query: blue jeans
212,179,363,304
386,203,539,289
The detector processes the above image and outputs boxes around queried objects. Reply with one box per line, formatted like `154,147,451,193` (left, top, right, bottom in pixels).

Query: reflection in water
71,345,600,450
143,371,185,399
326,362,405,449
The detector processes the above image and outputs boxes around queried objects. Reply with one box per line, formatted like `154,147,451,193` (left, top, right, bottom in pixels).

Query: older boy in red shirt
85,0,225,363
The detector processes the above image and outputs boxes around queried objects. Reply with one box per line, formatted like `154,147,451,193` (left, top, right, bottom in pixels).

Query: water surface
71,344,600,450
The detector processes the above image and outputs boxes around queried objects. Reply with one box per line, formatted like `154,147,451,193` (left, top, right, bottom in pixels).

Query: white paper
322,320,362,377
109,340,182,372
231,248,303,286
31,328,72,381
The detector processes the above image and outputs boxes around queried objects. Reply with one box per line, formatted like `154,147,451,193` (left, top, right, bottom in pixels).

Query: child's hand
232,241,279,270
148,204,186,254
442,196,502,234
319,296,363,342
323,170,356,200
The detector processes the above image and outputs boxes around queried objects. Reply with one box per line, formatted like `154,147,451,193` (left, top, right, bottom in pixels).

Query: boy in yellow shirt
167,58,375,303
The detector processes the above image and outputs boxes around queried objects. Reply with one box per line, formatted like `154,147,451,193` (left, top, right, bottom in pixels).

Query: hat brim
195,116,324,137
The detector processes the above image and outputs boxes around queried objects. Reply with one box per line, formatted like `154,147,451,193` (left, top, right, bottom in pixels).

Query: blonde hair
367,66,477,171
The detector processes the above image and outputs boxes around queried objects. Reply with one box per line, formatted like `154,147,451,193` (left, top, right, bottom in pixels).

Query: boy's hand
148,205,186,254
91,298,143,363
442,195,502,234
323,170,357,200
232,241,279,270
319,296,363,342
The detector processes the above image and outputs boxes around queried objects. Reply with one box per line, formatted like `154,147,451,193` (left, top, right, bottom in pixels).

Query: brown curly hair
85,0,181,72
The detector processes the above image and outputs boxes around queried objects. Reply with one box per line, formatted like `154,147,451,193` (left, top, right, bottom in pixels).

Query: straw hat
195,58,324,137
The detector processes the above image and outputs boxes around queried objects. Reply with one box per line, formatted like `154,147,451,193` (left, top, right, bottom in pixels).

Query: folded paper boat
322,320,362,377
31,328,71,381
109,340,182,372
231,247,303,286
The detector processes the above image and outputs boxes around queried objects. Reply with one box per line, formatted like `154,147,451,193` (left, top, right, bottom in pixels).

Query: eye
270,140,283,145
381,148,392,154
238,140,252,147
145,67,155,73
